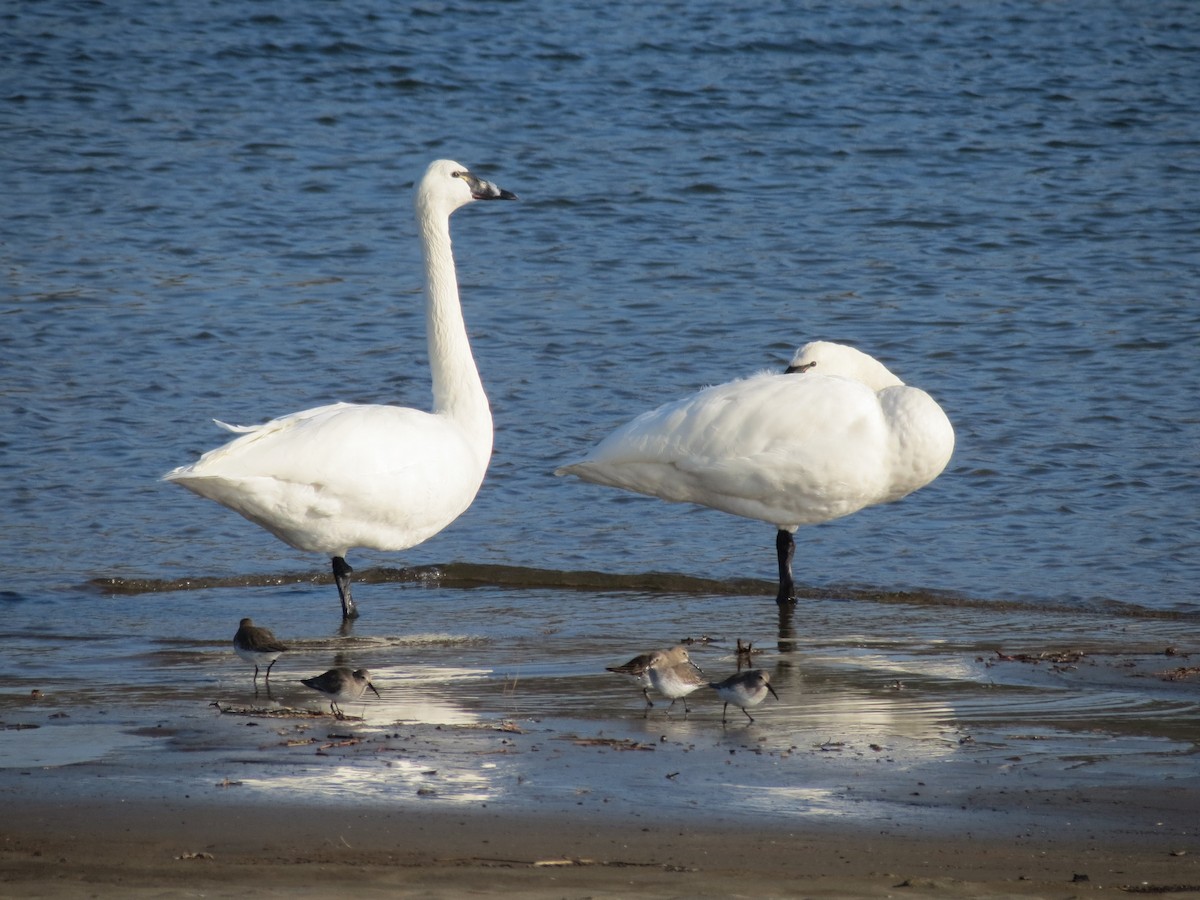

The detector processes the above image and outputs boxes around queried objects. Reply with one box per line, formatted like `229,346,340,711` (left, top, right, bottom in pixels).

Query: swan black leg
775,529,797,605
332,556,358,619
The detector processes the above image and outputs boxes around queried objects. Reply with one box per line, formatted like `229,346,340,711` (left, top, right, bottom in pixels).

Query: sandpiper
300,667,380,718
709,669,779,723
647,651,706,716
607,645,690,708
232,617,289,685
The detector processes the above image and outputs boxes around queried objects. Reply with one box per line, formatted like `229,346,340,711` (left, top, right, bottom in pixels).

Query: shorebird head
354,669,382,699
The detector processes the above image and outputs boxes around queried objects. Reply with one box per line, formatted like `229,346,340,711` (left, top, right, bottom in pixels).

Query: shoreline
4,583,1199,898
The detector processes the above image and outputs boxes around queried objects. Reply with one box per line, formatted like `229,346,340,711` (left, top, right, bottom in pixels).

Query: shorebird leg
775,529,797,605
721,702,729,724
642,687,654,708
742,707,755,723
264,659,278,683
332,556,358,619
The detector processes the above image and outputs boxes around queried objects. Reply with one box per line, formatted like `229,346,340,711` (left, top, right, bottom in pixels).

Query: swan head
415,159,517,219
785,341,904,390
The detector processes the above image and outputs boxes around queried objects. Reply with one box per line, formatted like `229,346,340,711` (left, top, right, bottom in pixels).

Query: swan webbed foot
332,556,359,619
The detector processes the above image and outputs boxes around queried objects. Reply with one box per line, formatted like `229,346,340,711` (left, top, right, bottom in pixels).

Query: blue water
3,0,1200,831
3,0,1198,615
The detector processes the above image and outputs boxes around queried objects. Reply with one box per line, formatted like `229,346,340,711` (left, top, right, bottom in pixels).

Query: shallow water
3,580,1198,830
1,0,1198,827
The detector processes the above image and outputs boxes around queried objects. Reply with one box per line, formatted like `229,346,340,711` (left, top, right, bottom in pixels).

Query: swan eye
452,170,466,179
785,360,817,374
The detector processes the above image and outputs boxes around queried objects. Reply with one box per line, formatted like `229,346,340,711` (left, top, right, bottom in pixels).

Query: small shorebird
607,645,690,708
232,617,289,685
301,667,380,718
647,651,706,716
709,669,779,724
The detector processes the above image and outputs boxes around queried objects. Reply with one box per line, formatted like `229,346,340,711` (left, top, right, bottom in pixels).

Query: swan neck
419,209,491,445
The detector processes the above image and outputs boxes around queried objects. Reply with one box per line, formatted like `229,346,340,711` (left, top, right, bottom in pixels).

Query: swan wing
165,403,489,553
176,403,360,460
558,373,898,526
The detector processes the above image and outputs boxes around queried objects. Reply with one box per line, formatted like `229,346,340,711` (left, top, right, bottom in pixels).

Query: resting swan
165,160,517,618
555,341,954,604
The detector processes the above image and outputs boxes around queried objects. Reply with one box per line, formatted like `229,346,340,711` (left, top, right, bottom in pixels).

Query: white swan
556,341,954,604
165,160,516,618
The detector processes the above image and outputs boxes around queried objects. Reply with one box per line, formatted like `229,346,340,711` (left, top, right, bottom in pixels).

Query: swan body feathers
557,340,954,533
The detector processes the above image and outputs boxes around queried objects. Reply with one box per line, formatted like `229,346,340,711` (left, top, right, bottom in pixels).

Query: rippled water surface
2,0,1198,823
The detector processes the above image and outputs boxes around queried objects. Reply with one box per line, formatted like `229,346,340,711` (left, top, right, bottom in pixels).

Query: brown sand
4,594,1199,898
3,793,1199,898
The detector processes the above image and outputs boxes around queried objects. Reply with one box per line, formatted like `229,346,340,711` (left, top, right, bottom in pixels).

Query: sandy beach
4,579,1200,898
4,649,1200,900
3,789,1199,898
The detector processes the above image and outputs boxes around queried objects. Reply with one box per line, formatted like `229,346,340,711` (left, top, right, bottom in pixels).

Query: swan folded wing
566,373,885,468
164,404,487,553
570,374,787,464
166,403,360,473
558,373,898,525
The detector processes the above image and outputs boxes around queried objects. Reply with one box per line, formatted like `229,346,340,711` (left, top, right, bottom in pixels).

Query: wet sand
3,579,1199,897
3,790,1199,898
3,693,1200,900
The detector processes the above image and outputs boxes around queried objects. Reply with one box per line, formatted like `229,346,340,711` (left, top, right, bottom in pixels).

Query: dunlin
709,669,779,723
300,667,380,718
607,645,690,708
647,652,706,715
232,617,289,685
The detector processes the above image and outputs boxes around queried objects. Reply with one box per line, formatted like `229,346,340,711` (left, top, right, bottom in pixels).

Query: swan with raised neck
165,159,517,619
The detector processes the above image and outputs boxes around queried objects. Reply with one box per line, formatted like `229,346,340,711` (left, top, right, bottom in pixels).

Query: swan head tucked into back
415,159,518,220
785,340,905,390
